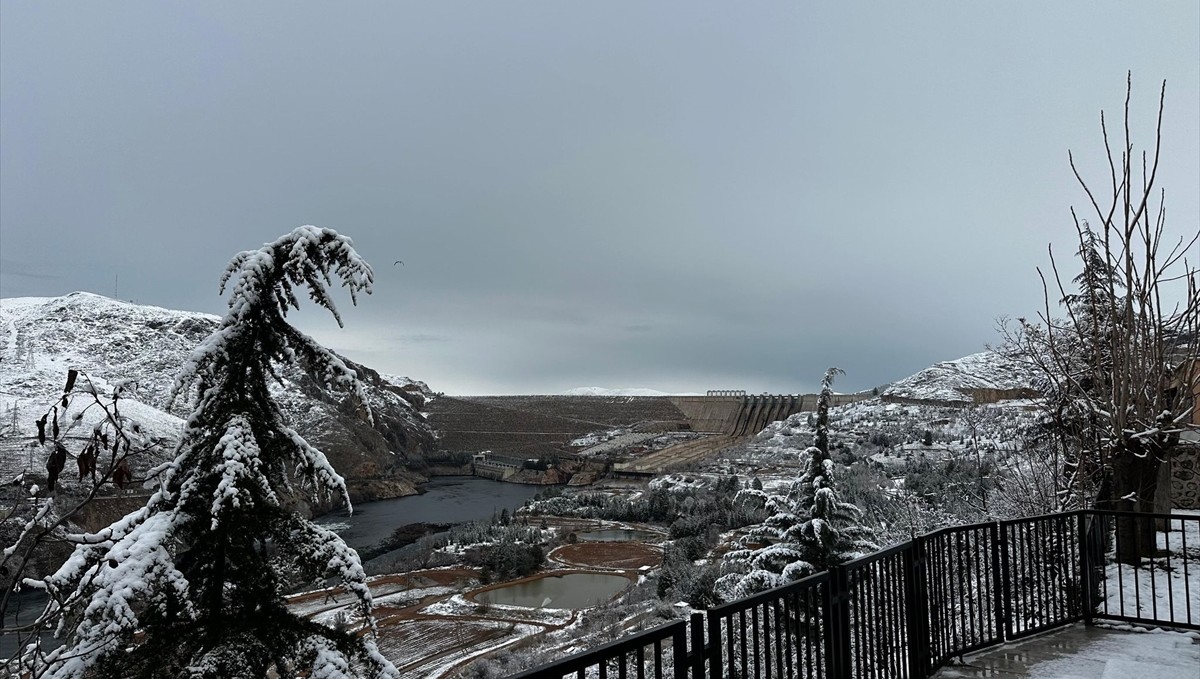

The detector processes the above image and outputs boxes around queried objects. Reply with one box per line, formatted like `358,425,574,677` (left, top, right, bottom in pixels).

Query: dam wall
667,396,743,432
668,393,872,436
426,393,876,456
425,395,689,456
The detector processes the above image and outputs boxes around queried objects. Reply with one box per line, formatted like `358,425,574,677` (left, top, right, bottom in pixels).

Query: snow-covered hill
0,293,212,442
881,350,1039,403
0,292,435,505
743,349,1043,466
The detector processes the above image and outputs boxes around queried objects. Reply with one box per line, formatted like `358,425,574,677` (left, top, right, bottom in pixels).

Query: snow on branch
208,416,279,529
33,511,191,679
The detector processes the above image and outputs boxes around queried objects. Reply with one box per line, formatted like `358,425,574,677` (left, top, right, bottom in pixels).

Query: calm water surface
317,476,542,550
2,590,52,658
577,529,659,542
475,572,630,609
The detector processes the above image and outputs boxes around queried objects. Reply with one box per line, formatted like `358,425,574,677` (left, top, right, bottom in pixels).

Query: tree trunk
1153,450,1173,530
1110,451,1163,564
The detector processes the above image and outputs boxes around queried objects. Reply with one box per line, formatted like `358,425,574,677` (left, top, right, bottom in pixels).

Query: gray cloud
389,334,451,345
2,2,1197,395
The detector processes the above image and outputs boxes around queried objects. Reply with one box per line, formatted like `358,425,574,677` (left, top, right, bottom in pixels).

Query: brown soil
285,567,479,608
552,542,662,570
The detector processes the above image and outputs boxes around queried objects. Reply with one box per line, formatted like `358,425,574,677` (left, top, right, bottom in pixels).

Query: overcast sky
2,2,1197,395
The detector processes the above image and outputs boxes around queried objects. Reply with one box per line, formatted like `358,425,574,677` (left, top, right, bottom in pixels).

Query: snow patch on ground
1101,515,1200,626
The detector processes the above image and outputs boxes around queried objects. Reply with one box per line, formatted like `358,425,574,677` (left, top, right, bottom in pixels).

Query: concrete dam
424,392,872,457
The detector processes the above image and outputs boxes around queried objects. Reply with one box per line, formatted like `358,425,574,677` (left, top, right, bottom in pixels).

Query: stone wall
1171,446,1200,509
963,387,1040,404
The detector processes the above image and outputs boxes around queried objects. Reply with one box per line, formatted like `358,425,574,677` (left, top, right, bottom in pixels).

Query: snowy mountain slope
0,293,208,443
0,292,435,504
881,350,1039,403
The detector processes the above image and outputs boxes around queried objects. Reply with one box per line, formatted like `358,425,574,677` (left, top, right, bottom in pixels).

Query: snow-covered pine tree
788,369,877,573
23,227,398,678
716,368,876,601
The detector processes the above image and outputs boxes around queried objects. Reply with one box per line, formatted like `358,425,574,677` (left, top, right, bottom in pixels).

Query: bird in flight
394,260,404,266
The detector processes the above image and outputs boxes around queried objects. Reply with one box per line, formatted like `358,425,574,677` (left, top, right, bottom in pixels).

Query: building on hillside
1166,357,1200,508
471,451,542,481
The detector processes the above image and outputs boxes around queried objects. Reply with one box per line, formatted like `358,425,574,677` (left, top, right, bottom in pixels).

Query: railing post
994,522,1011,640
903,536,930,678
688,611,705,679
822,565,852,679
988,522,1005,641
705,610,722,679
1078,511,1094,625
672,615,692,679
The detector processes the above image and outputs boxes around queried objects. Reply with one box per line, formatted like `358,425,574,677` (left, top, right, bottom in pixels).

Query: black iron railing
513,510,1199,679
509,618,689,679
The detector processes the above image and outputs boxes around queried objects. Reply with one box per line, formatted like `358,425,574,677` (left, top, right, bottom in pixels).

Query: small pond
576,529,659,542
474,572,630,609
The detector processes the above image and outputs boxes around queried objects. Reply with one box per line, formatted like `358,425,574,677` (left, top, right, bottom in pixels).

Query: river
1,589,50,659
316,476,543,551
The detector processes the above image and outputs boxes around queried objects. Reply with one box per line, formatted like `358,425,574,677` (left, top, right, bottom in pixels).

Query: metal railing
509,619,689,679
513,510,1198,678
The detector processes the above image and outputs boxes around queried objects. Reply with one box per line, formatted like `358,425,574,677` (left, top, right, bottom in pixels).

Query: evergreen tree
24,227,398,678
716,369,876,600
786,369,877,573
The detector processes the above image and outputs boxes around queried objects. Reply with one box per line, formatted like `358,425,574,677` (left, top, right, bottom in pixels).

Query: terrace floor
933,624,1200,679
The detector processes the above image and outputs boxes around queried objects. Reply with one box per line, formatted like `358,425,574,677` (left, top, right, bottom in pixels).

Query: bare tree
1005,74,1199,562
2,370,163,671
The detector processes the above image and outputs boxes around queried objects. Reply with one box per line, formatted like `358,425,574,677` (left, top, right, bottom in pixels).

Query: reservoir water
474,572,631,609
1,590,51,658
577,529,659,542
317,476,543,550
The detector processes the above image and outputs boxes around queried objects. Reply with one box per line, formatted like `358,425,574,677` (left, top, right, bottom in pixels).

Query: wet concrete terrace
934,624,1200,679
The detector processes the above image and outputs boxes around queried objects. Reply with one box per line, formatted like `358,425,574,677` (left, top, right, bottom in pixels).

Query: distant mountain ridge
0,292,435,509
563,387,692,397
